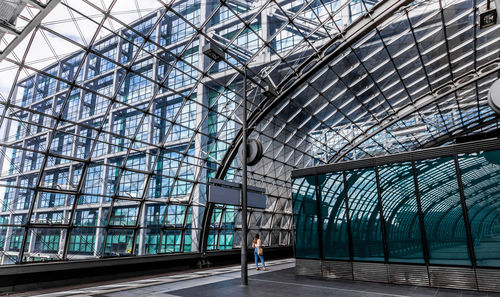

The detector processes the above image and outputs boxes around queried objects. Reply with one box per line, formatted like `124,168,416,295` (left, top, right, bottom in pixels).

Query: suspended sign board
480,9,497,29
208,178,266,209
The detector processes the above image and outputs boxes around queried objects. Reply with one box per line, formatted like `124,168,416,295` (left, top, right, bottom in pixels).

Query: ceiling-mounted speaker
240,139,263,166
488,78,500,114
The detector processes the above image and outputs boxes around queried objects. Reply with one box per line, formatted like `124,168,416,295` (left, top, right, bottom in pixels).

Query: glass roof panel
0,0,498,264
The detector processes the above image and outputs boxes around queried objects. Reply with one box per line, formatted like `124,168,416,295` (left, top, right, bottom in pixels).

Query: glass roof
0,0,497,264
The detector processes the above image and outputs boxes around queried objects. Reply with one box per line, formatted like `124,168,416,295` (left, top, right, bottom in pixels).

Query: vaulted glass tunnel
0,0,498,267
292,141,500,268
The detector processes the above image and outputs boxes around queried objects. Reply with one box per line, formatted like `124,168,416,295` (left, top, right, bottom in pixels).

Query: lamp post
203,41,273,286
241,67,248,286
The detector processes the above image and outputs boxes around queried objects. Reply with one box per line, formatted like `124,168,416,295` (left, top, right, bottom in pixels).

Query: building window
151,145,195,199
169,1,200,43
68,229,95,255
153,93,197,144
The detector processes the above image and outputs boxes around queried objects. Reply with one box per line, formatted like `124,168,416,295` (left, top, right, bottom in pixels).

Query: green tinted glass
379,162,424,263
346,168,384,261
320,172,349,260
416,157,470,265
292,176,319,259
459,150,500,267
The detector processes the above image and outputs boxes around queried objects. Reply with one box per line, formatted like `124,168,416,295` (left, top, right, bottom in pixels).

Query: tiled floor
167,268,500,297
20,259,500,297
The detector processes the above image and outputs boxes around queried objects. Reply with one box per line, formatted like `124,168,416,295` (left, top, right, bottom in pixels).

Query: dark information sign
480,9,497,29
208,178,267,209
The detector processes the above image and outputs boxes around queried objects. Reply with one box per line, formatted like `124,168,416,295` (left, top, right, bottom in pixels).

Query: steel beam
292,138,500,178
0,21,20,36
330,59,500,163
0,0,61,62
215,0,416,180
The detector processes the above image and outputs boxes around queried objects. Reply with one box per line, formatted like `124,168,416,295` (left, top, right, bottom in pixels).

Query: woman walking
252,234,267,271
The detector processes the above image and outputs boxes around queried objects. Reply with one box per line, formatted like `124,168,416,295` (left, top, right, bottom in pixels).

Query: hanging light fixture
488,78,500,114
202,42,224,62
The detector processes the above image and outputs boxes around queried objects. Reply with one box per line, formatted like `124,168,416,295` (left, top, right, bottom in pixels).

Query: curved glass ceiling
0,0,497,264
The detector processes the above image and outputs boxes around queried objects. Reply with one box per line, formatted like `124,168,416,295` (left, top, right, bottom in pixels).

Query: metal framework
292,138,500,268
0,0,61,62
0,0,497,265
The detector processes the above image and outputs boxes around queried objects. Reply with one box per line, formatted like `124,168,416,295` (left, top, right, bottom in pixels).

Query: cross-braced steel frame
0,0,497,264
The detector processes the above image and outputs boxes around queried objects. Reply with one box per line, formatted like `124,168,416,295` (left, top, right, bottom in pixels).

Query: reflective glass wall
292,147,500,268
0,0,380,265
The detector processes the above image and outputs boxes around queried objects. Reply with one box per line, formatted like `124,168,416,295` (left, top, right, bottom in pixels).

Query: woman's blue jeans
254,248,265,268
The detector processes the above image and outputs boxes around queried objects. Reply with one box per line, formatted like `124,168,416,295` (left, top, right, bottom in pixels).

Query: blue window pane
346,168,384,261
379,162,424,263
459,150,500,267
416,157,471,266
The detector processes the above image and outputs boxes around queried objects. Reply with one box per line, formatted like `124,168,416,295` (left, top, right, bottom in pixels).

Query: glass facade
379,162,424,264
459,151,500,267
293,148,500,268
0,0,498,267
1,0,380,265
416,157,470,265
292,176,319,258
321,173,349,260
346,168,384,261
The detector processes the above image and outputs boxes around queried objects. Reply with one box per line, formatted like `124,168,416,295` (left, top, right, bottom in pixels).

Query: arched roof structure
0,0,497,264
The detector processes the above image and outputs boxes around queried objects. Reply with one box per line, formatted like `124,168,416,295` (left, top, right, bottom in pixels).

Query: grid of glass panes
82,74,114,118
212,2,246,25
3,0,487,266
206,87,237,179
293,148,500,267
68,228,95,255
121,60,153,104
214,21,261,73
168,42,199,89
165,98,196,142
119,155,146,198
33,229,60,253
170,1,200,43
272,23,304,53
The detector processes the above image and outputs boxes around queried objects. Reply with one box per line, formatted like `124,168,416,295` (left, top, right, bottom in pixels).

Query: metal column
241,68,248,285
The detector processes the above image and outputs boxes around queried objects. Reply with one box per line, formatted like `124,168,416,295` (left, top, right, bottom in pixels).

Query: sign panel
247,191,266,209
208,185,241,206
480,9,497,28
208,178,267,209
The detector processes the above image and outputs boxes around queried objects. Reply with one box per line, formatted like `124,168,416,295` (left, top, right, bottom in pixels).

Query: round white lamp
488,78,500,114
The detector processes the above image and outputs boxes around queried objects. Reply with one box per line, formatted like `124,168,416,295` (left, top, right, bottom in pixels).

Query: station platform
14,259,500,297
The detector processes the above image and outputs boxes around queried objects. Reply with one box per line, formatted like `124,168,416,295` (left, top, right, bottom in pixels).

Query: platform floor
19,259,500,297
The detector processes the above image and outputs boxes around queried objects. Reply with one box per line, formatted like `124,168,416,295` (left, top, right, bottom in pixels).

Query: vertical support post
241,68,248,286
194,0,210,253
453,155,477,268
374,167,389,263
315,175,323,260
342,171,355,280
411,161,430,266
